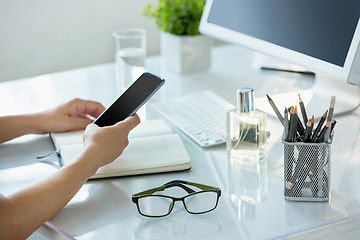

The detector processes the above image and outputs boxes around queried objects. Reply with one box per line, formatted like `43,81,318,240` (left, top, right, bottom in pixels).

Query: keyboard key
151,91,235,147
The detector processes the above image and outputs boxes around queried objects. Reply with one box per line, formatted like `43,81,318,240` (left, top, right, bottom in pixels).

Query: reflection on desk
134,214,221,239
227,160,268,221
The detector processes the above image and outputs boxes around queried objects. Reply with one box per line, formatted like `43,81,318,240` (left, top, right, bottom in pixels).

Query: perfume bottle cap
237,87,255,113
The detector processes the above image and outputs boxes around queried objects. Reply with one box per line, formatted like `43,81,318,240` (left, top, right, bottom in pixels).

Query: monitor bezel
199,0,360,82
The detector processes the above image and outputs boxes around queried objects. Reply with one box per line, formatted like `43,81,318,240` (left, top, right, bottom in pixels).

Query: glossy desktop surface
0,45,359,239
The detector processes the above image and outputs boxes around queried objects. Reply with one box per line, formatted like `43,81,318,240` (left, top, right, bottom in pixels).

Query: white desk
0,45,360,240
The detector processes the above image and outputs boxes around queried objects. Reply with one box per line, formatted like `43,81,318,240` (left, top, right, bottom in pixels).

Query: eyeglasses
132,180,221,217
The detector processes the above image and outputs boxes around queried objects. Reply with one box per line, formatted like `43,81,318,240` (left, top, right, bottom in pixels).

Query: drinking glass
113,28,146,94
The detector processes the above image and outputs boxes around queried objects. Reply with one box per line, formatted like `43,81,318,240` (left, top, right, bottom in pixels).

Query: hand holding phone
94,72,165,127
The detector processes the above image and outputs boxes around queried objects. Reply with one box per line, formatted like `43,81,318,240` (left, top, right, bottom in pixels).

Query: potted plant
142,0,211,74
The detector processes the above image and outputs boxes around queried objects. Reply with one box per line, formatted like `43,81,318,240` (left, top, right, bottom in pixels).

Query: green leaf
140,0,205,35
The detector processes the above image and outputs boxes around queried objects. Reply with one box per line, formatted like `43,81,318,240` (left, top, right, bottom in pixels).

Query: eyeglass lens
137,191,218,217
138,195,174,217
184,191,218,213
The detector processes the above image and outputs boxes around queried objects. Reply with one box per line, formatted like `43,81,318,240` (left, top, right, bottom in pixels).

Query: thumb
115,114,140,131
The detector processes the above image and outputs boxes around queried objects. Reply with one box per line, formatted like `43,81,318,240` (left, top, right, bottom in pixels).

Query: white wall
0,0,159,82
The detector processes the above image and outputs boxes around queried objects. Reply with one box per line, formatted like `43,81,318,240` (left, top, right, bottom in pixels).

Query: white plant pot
161,32,212,74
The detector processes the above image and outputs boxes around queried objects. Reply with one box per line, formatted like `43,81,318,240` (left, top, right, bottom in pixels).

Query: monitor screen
200,0,360,84
207,0,358,68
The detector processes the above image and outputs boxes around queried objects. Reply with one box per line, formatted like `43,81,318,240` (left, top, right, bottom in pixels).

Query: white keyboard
151,91,235,147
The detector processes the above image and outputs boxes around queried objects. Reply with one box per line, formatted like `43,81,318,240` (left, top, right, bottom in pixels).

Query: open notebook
50,119,191,179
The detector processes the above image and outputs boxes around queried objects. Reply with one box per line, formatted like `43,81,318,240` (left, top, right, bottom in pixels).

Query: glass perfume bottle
226,88,267,163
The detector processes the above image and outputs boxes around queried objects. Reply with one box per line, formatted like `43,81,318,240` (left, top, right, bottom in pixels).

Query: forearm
0,98,106,144
0,113,46,143
0,146,100,240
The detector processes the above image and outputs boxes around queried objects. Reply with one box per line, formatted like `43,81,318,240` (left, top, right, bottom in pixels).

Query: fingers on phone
118,114,140,130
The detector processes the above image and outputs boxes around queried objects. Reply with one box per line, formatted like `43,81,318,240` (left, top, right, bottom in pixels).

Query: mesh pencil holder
282,139,331,201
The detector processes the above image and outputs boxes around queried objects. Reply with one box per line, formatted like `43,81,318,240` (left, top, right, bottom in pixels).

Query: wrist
77,144,105,172
64,150,99,180
26,113,49,134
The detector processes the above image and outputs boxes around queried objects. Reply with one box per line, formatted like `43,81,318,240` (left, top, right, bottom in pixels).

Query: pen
327,96,336,122
266,94,284,126
298,94,308,125
311,110,328,142
44,221,75,240
261,66,316,76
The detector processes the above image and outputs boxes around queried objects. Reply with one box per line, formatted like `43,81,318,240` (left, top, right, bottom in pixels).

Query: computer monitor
199,0,360,117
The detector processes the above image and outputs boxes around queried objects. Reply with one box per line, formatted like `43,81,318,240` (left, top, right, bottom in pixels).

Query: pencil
266,94,284,126
327,96,336,122
321,121,331,143
287,107,297,142
311,110,328,142
284,107,289,140
316,121,331,143
287,105,303,139
295,106,304,136
304,120,312,142
330,119,337,133
310,115,315,128
298,94,308,126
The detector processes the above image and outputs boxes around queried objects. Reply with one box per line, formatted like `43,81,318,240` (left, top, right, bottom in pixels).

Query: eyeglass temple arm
132,180,221,200
132,185,193,199
162,181,196,193
164,180,221,196
165,180,221,192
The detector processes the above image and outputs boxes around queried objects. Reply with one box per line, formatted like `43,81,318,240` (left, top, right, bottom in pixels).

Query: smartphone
94,72,165,127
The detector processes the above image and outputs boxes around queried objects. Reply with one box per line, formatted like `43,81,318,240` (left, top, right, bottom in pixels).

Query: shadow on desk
0,135,53,170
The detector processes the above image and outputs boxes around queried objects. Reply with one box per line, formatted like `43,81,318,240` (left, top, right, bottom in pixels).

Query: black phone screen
94,72,165,127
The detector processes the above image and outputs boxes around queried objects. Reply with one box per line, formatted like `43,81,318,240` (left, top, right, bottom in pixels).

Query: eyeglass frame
132,180,221,217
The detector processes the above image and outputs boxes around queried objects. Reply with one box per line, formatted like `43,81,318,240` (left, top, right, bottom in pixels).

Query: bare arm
0,114,140,240
0,98,105,144
0,98,140,239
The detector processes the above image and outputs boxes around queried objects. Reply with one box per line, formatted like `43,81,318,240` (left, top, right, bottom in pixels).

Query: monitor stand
256,73,360,121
